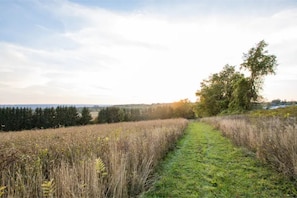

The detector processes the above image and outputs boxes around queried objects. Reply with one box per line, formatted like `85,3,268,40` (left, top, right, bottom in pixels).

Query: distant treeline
0,100,195,132
0,106,92,131
98,100,195,123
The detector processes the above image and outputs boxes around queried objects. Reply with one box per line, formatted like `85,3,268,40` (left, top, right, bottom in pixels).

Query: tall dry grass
0,119,188,198
202,115,297,179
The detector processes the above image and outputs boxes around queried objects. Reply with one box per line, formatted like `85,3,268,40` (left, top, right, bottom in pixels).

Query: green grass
142,122,297,197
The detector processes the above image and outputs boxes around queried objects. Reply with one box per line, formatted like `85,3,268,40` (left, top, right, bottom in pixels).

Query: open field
2,106,297,197
0,119,188,197
90,111,98,121
202,113,297,179
142,122,296,197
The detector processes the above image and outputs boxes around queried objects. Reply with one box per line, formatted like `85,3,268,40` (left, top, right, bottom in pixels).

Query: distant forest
1,99,296,132
0,100,195,132
0,106,92,131
97,100,195,123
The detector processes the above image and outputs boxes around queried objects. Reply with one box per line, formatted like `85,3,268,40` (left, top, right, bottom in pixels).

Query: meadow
0,119,188,197
202,107,297,179
143,122,296,197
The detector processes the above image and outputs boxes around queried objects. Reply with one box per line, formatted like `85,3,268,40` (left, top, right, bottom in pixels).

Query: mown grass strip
142,122,297,197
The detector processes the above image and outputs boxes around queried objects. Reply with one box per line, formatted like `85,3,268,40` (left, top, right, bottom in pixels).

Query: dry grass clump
0,119,188,197
202,115,297,179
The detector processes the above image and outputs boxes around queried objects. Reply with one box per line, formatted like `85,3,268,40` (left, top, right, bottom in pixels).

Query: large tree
240,40,278,102
195,40,278,116
195,65,242,117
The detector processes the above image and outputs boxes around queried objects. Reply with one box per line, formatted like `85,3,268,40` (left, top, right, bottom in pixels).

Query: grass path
142,122,296,197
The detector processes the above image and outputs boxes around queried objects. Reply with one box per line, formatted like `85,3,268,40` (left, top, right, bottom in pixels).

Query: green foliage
98,107,122,123
41,179,55,198
241,40,278,101
250,105,297,118
172,99,195,119
95,157,108,176
56,106,79,127
228,77,251,112
79,107,92,125
0,107,33,131
195,40,278,116
195,65,242,117
0,186,6,197
98,101,195,123
0,106,93,131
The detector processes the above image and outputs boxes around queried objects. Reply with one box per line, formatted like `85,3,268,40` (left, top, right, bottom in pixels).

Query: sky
0,0,297,105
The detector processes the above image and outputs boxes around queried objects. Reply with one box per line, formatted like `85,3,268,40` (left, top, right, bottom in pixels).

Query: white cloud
0,1,297,104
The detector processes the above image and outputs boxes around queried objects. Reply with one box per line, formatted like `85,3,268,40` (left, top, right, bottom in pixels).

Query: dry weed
202,116,297,179
0,119,188,197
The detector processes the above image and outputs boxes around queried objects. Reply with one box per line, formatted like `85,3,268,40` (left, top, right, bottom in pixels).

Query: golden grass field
202,115,297,179
0,119,188,198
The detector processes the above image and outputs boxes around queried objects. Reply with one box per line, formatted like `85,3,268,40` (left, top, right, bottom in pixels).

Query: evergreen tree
79,107,92,125
33,108,45,129
43,108,56,128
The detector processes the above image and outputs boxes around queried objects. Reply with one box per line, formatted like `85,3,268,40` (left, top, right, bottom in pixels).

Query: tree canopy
195,65,243,116
195,40,277,117
241,40,278,102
